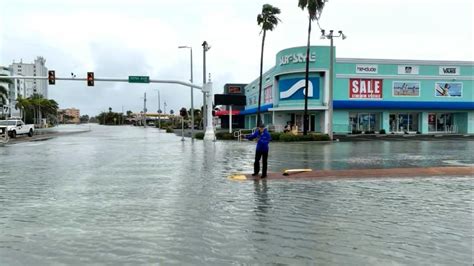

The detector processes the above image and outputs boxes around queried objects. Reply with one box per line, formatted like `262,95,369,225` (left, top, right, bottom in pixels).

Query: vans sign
356,64,378,74
439,66,460,75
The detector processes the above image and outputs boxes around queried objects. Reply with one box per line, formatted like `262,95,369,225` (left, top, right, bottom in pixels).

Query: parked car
0,119,35,138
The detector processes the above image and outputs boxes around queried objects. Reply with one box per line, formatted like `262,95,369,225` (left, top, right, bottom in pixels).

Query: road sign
128,76,150,83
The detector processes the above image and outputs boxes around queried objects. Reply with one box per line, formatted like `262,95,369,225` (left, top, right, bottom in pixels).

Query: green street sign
128,76,150,83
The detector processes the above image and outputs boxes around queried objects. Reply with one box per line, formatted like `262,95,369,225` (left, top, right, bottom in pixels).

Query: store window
389,113,419,133
429,113,455,133
349,113,381,133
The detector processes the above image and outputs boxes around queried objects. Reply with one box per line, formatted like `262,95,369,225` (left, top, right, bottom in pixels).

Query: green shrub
379,129,386,134
278,133,330,142
312,134,330,141
194,132,204,139
215,132,234,140
279,133,299,142
240,129,253,135
166,127,174,133
270,132,282,141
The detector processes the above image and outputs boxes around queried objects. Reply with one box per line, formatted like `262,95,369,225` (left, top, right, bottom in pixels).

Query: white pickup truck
0,119,35,138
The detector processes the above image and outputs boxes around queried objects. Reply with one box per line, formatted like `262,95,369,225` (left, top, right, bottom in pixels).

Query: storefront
242,46,474,134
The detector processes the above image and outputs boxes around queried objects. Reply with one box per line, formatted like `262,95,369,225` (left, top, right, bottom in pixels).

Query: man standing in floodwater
246,124,271,178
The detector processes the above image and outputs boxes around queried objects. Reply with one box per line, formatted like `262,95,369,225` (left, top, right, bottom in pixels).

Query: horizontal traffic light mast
4,73,216,140
4,75,204,90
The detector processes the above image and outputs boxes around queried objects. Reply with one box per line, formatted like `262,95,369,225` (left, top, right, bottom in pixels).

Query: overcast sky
1,0,473,116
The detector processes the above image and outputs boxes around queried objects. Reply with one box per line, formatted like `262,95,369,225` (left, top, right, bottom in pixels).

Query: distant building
59,108,80,124
10,56,48,99
0,66,11,117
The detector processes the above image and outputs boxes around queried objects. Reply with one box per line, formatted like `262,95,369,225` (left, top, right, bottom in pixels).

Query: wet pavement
0,124,472,265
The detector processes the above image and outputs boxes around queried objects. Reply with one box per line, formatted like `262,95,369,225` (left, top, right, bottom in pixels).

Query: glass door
398,114,409,132
358,113,375,132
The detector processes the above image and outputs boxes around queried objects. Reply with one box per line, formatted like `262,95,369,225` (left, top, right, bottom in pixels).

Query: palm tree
256,4,281,127
15,95,31,121
298,0,325,135
0,86,8,119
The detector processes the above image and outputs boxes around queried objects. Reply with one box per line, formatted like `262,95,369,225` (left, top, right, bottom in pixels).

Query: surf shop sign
349,78,383,99
279,52,316,66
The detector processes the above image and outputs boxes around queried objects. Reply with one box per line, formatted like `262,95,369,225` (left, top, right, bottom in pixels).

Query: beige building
59,108,80,124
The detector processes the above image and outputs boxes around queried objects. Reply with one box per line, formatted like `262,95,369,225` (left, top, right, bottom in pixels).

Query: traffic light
48,70,55,85
87,72,94,86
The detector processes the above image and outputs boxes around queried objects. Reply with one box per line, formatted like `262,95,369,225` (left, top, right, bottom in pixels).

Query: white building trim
336,58,474,66
336,74,474,81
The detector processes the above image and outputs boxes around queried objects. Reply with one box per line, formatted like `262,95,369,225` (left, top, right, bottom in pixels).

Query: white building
10,56,48,98
0,66,11,117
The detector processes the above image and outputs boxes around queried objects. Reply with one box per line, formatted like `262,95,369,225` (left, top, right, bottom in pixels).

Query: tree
15,95,30,121
256,4,281,127
80,115,90,123
298,0,325,135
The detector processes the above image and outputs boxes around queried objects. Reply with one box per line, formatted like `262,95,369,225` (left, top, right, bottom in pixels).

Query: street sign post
128,76,150,83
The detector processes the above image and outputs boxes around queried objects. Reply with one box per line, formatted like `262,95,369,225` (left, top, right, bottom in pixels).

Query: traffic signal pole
4,75,215,141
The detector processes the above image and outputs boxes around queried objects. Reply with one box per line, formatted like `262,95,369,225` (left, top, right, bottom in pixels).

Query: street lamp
202,41,210,130
321,29,346,140
178,45,194,141
155,89,161,130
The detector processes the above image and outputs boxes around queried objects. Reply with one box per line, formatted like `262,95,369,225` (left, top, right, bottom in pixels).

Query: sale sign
349,79,383,99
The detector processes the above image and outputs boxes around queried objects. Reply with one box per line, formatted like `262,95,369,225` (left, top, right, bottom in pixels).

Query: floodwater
0,125,472,265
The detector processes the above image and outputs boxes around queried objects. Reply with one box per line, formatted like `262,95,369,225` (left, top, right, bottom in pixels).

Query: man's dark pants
254,150,268,176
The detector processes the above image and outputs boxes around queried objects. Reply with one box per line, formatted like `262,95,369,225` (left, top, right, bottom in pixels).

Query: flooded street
0,125,472,265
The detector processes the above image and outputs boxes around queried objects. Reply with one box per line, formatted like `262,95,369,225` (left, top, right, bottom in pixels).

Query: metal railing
233,128,256,142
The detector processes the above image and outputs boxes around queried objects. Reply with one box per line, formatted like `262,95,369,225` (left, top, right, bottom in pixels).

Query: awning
240,104,273,115
215,110,240,116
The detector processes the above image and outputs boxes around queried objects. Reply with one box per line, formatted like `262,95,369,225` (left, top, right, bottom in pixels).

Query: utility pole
157,90,161,130
321,29,346,140
202,41,210,130
178,45,194,141
143,92,147,127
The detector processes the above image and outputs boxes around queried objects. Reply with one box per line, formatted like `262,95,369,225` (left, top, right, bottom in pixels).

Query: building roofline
336,57,474,66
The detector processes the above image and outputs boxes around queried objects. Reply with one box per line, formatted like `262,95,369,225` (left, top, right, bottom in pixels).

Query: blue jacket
246,128,271,152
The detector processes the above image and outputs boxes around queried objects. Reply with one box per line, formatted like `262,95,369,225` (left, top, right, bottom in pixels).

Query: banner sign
279,77,320,100
264,85,272,103
398,65,419,75
393,81,420,96
349,79,383,99
435,82,462,97
356,64,378,74
439,66,460,75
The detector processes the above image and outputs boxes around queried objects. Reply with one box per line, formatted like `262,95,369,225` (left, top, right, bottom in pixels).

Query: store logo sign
439,66,460,75
356,64,378,74
279,78,319,100
279,53,316,66
398,65,419,75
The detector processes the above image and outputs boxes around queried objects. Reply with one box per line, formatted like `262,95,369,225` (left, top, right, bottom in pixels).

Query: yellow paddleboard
229,174,247,180
283,169,312,176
